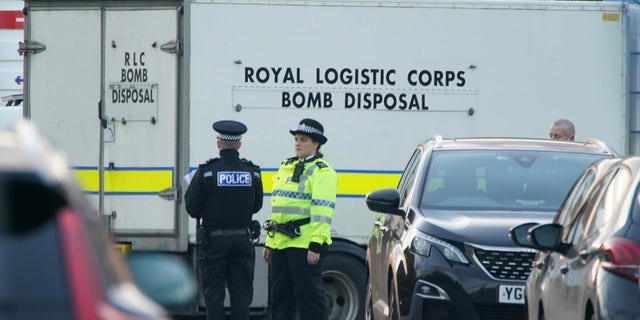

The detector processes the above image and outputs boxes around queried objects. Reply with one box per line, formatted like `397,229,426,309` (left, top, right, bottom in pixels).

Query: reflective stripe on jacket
265,158,338,250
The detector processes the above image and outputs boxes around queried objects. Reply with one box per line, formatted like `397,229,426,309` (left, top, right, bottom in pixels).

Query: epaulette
315,160,328,169
200,158,219,167
285,156,297,165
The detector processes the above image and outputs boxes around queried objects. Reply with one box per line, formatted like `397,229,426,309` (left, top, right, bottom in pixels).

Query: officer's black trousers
268,248,327,320
199,234,255,320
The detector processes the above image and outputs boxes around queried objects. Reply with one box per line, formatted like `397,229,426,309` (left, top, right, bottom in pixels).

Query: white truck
21,0,638,318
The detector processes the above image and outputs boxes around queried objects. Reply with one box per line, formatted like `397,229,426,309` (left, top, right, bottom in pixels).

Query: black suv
364,136,615,320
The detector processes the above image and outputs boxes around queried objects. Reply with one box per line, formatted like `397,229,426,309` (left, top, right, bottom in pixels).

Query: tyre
322,253,366,320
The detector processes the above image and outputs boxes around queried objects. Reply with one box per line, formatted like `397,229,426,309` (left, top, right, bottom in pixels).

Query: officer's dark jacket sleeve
185,167,205,219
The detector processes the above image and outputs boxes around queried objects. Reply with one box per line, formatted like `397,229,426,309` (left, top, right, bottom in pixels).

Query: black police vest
195,149,262,229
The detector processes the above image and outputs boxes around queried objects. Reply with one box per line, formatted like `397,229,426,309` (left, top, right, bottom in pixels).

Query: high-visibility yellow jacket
265,157,338,251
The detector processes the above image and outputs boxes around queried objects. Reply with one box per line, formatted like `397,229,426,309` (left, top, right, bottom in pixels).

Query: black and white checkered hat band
297,124,324,136
217,134,242,141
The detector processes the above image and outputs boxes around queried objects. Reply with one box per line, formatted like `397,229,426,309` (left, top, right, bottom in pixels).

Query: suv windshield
420,150,605,211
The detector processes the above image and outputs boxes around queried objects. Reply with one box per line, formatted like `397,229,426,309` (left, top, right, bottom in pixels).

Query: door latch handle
374,220,388,232
534,260,545,269
579,249,593,261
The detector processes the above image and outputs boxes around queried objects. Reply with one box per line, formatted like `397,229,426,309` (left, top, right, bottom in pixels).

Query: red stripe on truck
0,10,24,29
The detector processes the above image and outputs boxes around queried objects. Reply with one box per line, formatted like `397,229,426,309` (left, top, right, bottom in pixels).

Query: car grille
422,300,526,320
422,299,464,320
475,303,526,320
473,247,536,281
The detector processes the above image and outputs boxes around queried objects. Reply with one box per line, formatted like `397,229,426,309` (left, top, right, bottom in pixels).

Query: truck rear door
24,2,185,251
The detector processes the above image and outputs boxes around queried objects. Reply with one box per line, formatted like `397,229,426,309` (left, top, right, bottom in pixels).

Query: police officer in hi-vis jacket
261,118,338,320
185,120,263,320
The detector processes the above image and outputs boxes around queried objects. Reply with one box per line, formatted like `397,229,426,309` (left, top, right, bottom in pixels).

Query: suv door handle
374,220,388,232
579,249,594,261
560,265,569,274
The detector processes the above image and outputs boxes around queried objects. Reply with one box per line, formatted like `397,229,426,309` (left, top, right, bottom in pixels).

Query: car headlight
411,233,469,264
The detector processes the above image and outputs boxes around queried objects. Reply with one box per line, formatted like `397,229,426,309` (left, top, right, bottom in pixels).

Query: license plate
498,285,525,304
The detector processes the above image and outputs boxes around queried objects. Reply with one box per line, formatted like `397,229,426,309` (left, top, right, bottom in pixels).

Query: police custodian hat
212,120,247,141
289,118,327,145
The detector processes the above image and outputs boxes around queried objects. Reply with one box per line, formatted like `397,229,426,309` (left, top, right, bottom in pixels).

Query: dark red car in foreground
0,120,196,320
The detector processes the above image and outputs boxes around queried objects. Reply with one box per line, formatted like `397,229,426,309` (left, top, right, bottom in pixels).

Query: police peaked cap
289,118,327,145
212,120,247,141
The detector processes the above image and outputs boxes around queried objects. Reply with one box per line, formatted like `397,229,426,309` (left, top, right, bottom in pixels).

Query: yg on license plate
498,285,525,304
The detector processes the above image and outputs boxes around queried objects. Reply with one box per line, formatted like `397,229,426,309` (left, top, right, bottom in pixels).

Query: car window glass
0,174,73,318
397,149,422,206
633,186,640,224
420,150,603,211
0,220,73,318
0,172,65,234
586,167,629,236
566,170,615,245
556,169,596,226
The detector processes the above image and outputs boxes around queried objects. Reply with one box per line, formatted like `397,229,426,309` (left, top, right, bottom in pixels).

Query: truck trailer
21,0,639,318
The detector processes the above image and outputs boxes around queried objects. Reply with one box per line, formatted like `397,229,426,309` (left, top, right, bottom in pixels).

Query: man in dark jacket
185,120,263,320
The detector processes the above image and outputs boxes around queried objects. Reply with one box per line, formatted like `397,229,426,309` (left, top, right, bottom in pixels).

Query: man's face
549,125,572,140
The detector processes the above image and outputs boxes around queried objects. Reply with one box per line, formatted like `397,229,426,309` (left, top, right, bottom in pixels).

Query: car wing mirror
365,188,405,216
508,222,539,248
529,223,566,253
126,253,197,307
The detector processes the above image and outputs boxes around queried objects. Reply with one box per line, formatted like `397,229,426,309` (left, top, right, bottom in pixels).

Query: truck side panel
187,2,629,316
0,1,24,129
0,1,23,98
188,0,628,244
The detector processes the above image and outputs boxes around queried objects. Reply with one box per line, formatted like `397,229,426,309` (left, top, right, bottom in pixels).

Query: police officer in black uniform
185,120,263,320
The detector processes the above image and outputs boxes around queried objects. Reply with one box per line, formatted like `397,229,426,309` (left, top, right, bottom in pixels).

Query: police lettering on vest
217,171,252,186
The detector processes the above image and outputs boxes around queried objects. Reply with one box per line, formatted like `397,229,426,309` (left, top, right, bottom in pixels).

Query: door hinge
160,40,181,55
18,41,46,56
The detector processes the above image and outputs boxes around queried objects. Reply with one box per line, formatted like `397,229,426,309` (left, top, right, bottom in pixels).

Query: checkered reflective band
217,171,252,186
217,133,242,141
272,190,312,200
311,199,335,209
297,124,323,136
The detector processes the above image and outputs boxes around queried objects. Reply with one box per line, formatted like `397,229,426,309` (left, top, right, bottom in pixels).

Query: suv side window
397,149,422,207
566,169,616,245
586,167,630,236
556,169,596,226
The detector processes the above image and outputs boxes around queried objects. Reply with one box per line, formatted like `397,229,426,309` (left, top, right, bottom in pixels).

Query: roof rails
583,138,613,155
432,134,444,148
